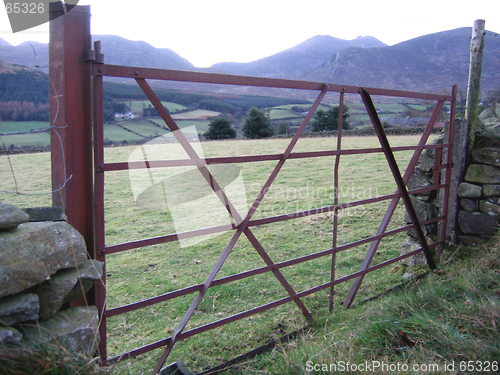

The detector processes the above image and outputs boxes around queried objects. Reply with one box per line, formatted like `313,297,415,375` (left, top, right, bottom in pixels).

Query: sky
1,0,499,68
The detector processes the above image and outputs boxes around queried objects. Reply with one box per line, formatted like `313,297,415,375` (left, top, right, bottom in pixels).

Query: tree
203,118,237,140
242,107,274,139
276,122,291,135
311,105,349,132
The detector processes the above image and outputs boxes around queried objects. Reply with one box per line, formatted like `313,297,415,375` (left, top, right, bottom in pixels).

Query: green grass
0,121,51,148
269,104,333,121
103,124,145,142
0,151,52,207
147,119,210,134
407,104,428,111
0,132,50,148
118,119,167,137
0,135,444,374
0,121,50,133
224,239,500,374
0,340,108,375
171,109,221,120
123,100,187,114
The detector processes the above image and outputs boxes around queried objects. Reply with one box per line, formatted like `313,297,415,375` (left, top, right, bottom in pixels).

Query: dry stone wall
458,104,500,243
401,104,500,265
400,137,442,267
0,201,103,356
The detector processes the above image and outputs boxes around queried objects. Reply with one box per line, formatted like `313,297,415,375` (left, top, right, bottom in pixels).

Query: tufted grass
222,238,500,375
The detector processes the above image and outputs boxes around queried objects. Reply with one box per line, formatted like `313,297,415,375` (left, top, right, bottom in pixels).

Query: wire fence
0,44,71,197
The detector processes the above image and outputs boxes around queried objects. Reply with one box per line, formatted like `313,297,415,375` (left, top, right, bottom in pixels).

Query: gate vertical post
49,4,94,266
466,19,485,156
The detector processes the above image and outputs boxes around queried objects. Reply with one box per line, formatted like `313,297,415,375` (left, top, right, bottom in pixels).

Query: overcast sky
1,0,499,67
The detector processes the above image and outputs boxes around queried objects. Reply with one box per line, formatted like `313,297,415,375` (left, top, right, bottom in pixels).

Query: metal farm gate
49,7,457,375
91,61,457,372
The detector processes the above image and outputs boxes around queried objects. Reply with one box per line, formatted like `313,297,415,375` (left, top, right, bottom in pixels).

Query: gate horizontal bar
105,216,444,317
103,183,446,255
99,144,450,172
93,64,452,101
106,241,439,364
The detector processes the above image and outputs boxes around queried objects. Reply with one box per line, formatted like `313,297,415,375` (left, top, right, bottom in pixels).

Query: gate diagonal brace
135,79,328,374
343,88,438,309
135,79,312,318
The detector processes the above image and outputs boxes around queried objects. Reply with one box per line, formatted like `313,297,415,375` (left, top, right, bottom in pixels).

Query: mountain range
1,27,499,95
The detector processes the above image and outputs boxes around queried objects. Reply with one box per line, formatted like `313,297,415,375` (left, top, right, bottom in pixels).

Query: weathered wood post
466,19,486,156
49,4,94,303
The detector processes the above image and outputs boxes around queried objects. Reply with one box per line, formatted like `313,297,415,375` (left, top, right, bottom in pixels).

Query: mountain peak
211,34,387,78
0,38,13,47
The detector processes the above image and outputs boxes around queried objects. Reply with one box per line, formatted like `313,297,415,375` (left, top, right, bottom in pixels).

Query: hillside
91,35,194,71
1,27,499,96
0,41,48,71
0,60,48,104
210,35,387,78
0,35,194,73
303,27,500,93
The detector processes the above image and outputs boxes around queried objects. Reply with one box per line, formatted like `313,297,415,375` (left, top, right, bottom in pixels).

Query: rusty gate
91,59,456,373
49,7,457,374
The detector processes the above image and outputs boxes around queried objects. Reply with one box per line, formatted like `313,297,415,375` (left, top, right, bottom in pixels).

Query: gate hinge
83,41,104,63
83,49,104,63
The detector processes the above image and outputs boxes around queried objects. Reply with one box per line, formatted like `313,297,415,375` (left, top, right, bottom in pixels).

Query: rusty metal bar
243,228,313,320
360,88,437,267
92,64,452,102
135,79,244,225
330,91,345,311
91,40,107,362
49,4,94,267
99,143,447,172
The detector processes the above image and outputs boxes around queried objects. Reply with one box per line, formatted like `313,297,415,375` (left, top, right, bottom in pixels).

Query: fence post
49,4,94,300
466,19,486,156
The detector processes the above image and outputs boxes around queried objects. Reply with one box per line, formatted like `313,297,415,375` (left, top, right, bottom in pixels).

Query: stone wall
458,103,500,244
0,202,103,356
401,104,500,265
400,137,442,267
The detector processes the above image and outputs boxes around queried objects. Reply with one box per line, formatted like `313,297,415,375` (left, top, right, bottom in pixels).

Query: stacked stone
400,138,441,267
400,104,500,266
458,149,500,242
0,202,103,356
456,103,500,243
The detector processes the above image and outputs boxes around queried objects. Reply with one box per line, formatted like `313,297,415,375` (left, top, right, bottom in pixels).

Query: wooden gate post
466,19,486,155
49,4,94,283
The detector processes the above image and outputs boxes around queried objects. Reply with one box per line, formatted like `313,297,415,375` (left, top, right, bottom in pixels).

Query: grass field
171,109,221,120
117,119,167,138
0,134,443,374
227,239,500,374
103,123,145,143
123,100,188,114
0,121,50,148
269,104,332,122
0,117,210,148
268,101,431,128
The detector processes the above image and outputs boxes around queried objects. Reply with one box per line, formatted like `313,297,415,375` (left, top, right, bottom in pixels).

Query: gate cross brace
343,89,439,309
135,79,328,374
